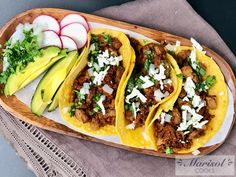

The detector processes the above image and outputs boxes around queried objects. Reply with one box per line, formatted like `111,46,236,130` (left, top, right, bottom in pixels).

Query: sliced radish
60,23,87,49
33,15,60,34
60,35,77,51
60,14,89,31
41,30,62,48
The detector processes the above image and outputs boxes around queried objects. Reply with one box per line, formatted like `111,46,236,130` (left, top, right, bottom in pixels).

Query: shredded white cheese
184,77,196,98
140,75,154,89
158,112,172,125
80,83,90,95
165,44,174,51
154,89,169,102
193,120,208,129
125,87,147,103
163,79,172,85
92,66,110,85
153,64,166,81
160,112,166,125
190,38,203,51
189,47,198,70
165,40,180,51
97,95,106,115
177,105,206,132
102,84,114,94
192,95,201,108
87,68,94,77
148,64,159,76
131,102,140,119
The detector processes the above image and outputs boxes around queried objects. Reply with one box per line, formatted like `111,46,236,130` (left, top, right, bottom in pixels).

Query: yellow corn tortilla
146,46,228,153
59,29,133,136
116,40,182,148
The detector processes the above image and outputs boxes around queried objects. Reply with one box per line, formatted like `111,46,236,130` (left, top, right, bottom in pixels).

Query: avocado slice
31,51,78,116
4,47,65,96
47,86,62,112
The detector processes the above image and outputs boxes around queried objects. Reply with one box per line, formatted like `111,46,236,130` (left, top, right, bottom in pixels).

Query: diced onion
102,84,113,94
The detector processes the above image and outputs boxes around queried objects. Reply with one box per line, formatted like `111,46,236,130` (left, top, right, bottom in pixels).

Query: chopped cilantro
93,93,102,102
165,147,173,154
205,75,216,88
144,50,153,71
91,34,99,44
196,75,216,92
93,105,101,113
124,104,129,111
69,104,76,117
73,90,86,109
74,90,85,101
101,33,112,44
176,73,183,79
89,49,99,64
198,67,206,77
150,76,157,84
0,29,41,84
187,57,206,77
129,104,134,113
126,76,135,93
136,77,144,89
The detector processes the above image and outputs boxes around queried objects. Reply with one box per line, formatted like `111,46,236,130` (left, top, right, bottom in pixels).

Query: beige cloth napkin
0,0,235,177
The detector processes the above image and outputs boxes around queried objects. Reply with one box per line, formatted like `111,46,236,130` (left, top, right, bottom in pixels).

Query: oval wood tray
0,8,235,158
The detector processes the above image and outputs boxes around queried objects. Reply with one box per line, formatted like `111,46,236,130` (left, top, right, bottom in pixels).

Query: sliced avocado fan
31,51,78,116
4,47,66,96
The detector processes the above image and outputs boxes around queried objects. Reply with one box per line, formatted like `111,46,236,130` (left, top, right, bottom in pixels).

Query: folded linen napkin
0,0,235,177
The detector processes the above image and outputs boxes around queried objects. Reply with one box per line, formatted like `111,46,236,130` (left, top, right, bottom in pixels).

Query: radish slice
41,30,62,48
60,14,89,31
61,23,87,49
33,15,60,34
60,35,77,51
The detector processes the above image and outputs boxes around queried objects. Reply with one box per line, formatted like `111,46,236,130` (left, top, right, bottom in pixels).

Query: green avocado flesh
31,51,78,116
47,85,61,112
4,47,65,96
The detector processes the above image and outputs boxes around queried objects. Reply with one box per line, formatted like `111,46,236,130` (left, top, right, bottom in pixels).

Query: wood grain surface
0,8,235,158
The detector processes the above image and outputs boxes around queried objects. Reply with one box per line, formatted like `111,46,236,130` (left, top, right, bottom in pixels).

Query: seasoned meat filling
124,38,174,128
70,33,124,130
154,47,217,153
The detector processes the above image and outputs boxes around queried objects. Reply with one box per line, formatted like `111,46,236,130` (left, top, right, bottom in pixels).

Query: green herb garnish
176,73,183,79
102,33,112,44
144,50,153,71
136,77,144,89
196,75,216,92
93,93,102,102
69,104,76,117
74,90,85,101
165,147,173,154
91,34,99,44
126,76,135,93
0,29,41,84
93,105,101,113
187,57,206,77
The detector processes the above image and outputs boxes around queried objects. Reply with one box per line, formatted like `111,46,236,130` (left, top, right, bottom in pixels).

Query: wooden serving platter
0,8,235,158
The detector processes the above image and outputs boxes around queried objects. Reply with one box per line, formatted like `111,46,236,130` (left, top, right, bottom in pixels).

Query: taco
116,38,182,148
59,29,134,136
146,39,228,154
